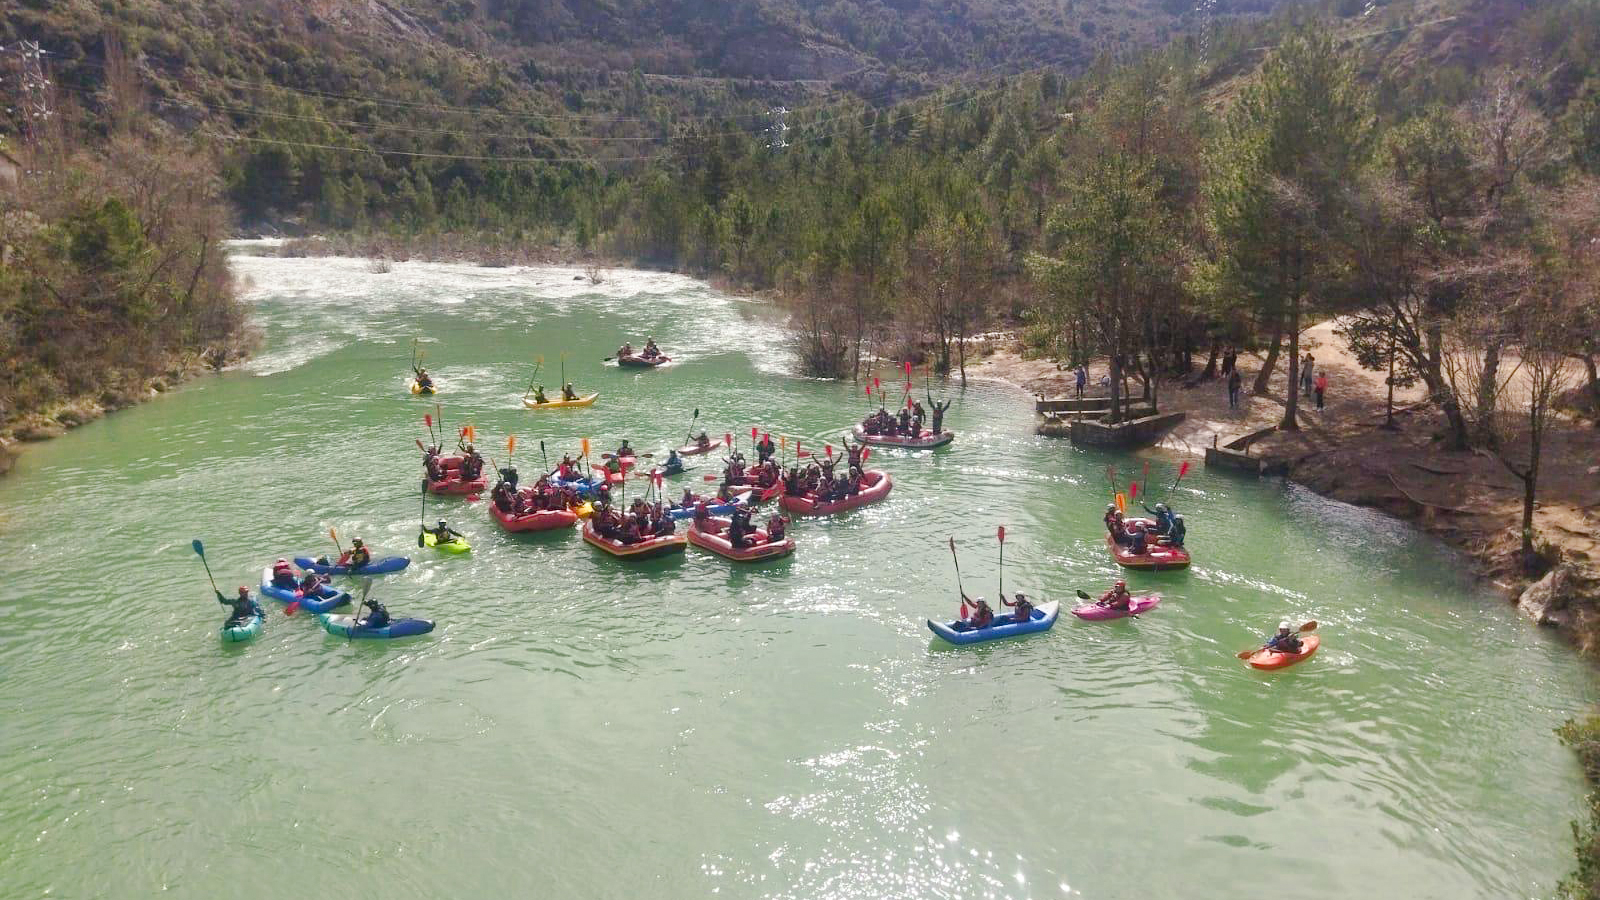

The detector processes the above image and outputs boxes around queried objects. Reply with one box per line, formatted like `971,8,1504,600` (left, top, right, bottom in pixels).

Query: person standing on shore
1227,367,1242,409
1222,347,1236,376
1301,352,1315,394
1074,364,1087,400
1314,372,1328,410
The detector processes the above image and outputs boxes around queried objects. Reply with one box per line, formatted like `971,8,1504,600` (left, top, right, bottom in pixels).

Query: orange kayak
1248,634,1320,670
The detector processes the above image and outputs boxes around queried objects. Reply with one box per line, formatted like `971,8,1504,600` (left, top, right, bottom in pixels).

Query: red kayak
428,473,488,496
581,520,687,560
618,354,670,368
687,517,794,562
490,503,578,533
1106,517,1191,570
781,470,892,516
727,474,783,504
677,441,719,457
1248,634,1320,670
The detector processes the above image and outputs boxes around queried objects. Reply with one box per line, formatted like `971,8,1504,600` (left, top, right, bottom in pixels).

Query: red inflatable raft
1105,518,1191,571
687,517,795,562
850,424,955,449
618,354,670,368
490,503,579,533
581,520,687,560
427,473,488,496
780,470,893,516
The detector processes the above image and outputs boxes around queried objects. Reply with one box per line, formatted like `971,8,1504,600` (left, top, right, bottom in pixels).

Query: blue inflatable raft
318,613,436,640
293,555,411,576
927,600,1060,645
259,568,352,613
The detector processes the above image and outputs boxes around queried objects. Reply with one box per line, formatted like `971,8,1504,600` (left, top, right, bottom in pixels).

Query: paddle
418,479,429,547
539,439,550,474
523,357,544,400
329,527,345,562
686,408,700,443
997,525,1006,602
192,539,221,598
949,536,968,620
424,413,436,448
352,577,375,634
1166,460,1191,501
1236,621,1319,659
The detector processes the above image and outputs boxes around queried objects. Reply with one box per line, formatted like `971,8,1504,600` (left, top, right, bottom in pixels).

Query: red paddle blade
825,444,833,457
466,494,480,502
997,525,1006,543
904,360,912,376
861,448,870,462
874,378,880,390
284,601,300,617
424,415,433,427
750,427,758,440
865,385,871,398
1178,460,1191,477
1129,482,1139,500
724,433,732,447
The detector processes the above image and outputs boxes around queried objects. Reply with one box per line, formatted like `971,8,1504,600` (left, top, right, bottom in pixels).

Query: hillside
5,0,1293,230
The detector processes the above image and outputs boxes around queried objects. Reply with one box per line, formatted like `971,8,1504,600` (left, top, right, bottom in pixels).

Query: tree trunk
1280,301,1300,430
1584,353,1599,421
1475,342,1501,448
1520,470,1537,569
956,324,968,385
1253,325,1282,395
1201,340,1219,380
1108,354,1124,424
1422,321,1470,450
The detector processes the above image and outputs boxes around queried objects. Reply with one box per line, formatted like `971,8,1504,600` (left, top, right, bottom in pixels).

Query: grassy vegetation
1558,716,1600,899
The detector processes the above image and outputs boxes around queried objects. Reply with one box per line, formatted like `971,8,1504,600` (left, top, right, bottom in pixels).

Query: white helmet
1278,621,1291,632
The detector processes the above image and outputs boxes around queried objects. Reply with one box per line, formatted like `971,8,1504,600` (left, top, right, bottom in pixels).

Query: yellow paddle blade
581,437,590,458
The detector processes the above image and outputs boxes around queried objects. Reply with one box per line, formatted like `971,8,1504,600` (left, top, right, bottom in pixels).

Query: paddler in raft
561,382,580,402
929,397,951,434
531,384,550,404
271,558,298,589
642,338,662,359
755,433,775,464
459,444,485,481
959,593,995,628
1140,501,1174,535
413,367,434,392
218,586,262,628
1164,515,1186,547
1002,592,1035,623
617,342,634,360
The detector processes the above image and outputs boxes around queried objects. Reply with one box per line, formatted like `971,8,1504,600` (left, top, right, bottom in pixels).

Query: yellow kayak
410,381,438,395
575,501,595,519
421,531,471,554
523,392,598,409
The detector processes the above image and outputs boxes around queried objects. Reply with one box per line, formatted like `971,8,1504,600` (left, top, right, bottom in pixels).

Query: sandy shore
968,325,1600,650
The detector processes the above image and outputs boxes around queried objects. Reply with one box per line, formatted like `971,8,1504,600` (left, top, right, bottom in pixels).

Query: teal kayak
319,613,435,640
221,611,263,643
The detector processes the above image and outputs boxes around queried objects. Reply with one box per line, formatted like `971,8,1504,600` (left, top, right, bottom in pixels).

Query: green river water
0,248,1593,899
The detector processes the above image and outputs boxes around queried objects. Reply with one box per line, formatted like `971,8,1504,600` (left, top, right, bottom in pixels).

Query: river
0,250,1592,899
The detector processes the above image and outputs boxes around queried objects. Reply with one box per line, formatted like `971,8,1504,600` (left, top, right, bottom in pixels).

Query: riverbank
968,325,1600,655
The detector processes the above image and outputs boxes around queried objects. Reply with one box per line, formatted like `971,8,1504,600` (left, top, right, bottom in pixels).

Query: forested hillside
6,0,1288,233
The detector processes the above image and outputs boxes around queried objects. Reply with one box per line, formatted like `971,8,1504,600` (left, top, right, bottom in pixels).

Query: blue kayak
259,568,352,613
319,613,435,639
293,555,411,576
665,491,751,520
552,473,606,495
927,601,1060,645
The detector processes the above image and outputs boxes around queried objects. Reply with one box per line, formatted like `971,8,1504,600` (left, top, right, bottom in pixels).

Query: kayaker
929,397,951,434
426,519,463,545
961,594,995,628
271,558,297,588
603,455,623,477
616,440,633,459
1098,581,1132,610
358,597,391,629
1002,592,1035,623
414,367,433,391
1262,622,1303,654
561,382,578,401
756,433,775,463
344,539,372,569
693,430,711,450
618,342,634,359
643,338,661,359
298,570,326,595
532,384,550,404
663,449,684,475
217,586,261,627
1167,515,1186,547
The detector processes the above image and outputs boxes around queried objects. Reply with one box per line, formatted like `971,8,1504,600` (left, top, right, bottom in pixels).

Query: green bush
1557,716,1600,900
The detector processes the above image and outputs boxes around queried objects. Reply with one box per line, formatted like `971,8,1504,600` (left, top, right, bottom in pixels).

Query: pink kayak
1072,595,1161,620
